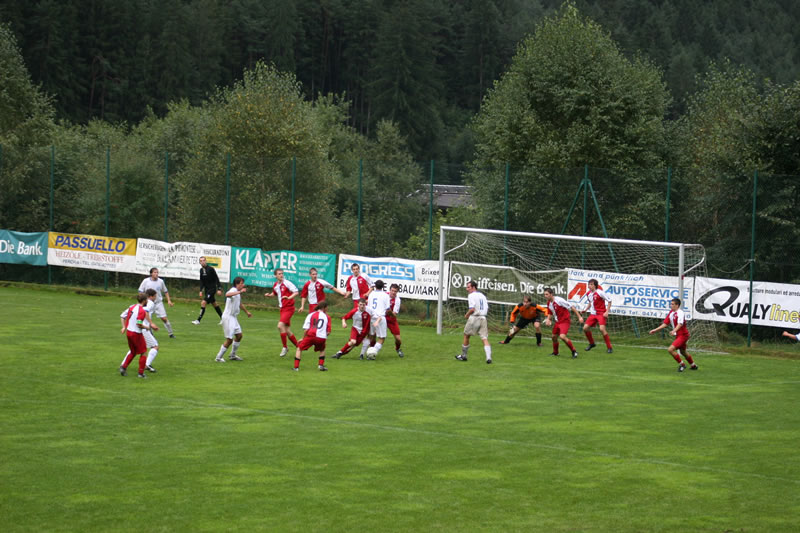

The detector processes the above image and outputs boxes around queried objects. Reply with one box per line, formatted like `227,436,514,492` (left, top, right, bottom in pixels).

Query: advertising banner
231,248,336,288
447,261,567,304
337,254,448,301
135,239,231,281
567,269,694,318
0,230,48,266
47,232,137,272
693,277,800,328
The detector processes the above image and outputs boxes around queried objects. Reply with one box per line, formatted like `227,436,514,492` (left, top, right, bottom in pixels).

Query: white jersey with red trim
664,309,689,336
346,274,373,300
273,279,298,310
548,296,574,322
587,289,612,315
303,310,331,339
388,293,401,317
123,304,147,333
302,279,333,305
344,307,372,335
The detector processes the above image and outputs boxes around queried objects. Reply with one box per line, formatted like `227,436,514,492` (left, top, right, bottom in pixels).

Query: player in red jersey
649,298,698,372
118,292,155,379
299,267,346,313
385,283,404,357
293,300,332,371
343,263,374,309
264,268,299,357
332,298,372,359
543,287,584,358
582,278,614,353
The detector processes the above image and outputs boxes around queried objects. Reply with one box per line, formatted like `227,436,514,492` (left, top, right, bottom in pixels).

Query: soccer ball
366,347,378,360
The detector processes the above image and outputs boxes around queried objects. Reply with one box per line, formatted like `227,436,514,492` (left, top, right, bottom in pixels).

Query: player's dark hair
145,289,157,297
390,283,400,290
522,295,532,303
671,298,682,306
375,280,385,290
351,263,359,269
273,268,283,275
309,267,317,273
358,298,367,304
233,276,245,286
316,300,329,310
149,267,158,275
588,278,599,288
137,292,148,303
544,287,554,295
467,280,478,289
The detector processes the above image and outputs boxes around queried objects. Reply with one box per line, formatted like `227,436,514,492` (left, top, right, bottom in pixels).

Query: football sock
294,357,301,369
502,335,512,343
671,352,682,363
484,345,492,360
360,339,371,355
461,344,469,356
122,352,135,368
536,333,542,344
121,351,131,366
374,342,383,353
565,340,576,352
603,334,612,349
585,331,595,344
197,307,206,321
684,353,695,364
395,339,401,350
289,334,298,347
340,343,352,354
138,354,147,374
214,306,223,317
231,341,240,356
552,340,559,354
146,348,158,367
217,345,228,358
164,321,174,335
280,333,288,348
318,356,325,366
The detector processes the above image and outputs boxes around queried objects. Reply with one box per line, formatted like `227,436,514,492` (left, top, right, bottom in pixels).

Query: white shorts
464,315,488,339
222,316,242,339
370,316,387,339
143,329,159,349
152,301,168,318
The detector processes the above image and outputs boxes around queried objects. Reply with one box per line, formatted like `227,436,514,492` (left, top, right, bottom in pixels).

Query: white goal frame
436,226,705,335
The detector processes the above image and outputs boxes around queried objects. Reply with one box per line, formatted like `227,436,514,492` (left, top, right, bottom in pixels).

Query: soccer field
1,285,799,532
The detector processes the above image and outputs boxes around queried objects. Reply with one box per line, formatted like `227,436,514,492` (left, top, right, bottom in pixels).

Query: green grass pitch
1,285,799,532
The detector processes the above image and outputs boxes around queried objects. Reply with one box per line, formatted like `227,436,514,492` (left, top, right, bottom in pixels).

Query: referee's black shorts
202,288,217,304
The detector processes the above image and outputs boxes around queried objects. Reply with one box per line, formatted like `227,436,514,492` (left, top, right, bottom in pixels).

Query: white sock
121,351,131,366
360,339,371,355
216,344,228,358
374,342,383,353
484,345,492,360
146,348,158,366
231,341,240,355
165,321,174,335
462,345,469,356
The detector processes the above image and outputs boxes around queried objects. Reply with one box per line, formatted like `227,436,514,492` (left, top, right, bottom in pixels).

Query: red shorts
552,320,571,336
350,327,368,345
671,334,690,351
126,331,146,354
351,299,360,309
386,317,400,336
297,336,326,352
308,303,318,313
279,307,295,325
585,314,607,327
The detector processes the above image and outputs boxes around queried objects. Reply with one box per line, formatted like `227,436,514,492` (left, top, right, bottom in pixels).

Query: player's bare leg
559,333,578,358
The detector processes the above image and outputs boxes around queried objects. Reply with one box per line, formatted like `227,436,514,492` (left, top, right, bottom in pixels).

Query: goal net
437,226,719,350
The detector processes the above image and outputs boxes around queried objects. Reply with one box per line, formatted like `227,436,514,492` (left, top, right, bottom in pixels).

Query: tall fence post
163,152,169,241
48,146,54,285
747,170,758,347
104,147,110,290
581,164,588,268
290,156,296,250
664,167,672,275
357,159,363,255
225,154,231,245
427,159,435,320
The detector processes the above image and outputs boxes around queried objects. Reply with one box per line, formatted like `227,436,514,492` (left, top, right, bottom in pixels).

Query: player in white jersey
120,289,161,373
138,267,175,337
365,280,392,358
455,280,492,364
782,331,800,342
215,277,252,362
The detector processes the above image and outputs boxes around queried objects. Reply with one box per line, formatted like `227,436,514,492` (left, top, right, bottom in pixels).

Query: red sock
603,334,612,349
294,357,300,369
565,340,576,352
138,354,146,374
289,334,298,347
318,357,325,366
552,341,559,354
123,352,135,368
395,339,401,350
280,333,288,348
585,331,595,344
340,343,352,354
684,353,694,365
672,352,682,363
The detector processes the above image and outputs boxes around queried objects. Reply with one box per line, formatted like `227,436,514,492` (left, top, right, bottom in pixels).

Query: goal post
436,226,718,349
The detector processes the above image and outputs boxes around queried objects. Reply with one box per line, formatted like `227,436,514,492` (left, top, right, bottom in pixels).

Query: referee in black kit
192,256,223,325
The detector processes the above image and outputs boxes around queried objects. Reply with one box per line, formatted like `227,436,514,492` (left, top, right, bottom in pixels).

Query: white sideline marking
3,386,799,486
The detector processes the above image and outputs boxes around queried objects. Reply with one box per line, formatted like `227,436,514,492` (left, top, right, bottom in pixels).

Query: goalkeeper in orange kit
499,295,549,346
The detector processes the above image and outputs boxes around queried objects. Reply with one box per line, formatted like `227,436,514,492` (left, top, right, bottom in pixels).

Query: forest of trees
1,1,799,285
